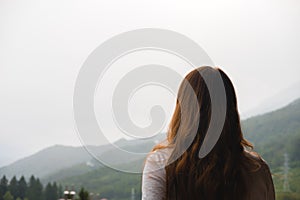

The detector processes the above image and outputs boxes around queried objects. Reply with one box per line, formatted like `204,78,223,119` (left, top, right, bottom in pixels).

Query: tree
44,183,51,200
78,188,89,200
34,178,43,200
26,176,43,200
0,176,8,200
17,176,27,199
9,176,18,199
52,182,58,200
57,184,63,199
26,176,35,200
44,182,57,200
3,191,13,200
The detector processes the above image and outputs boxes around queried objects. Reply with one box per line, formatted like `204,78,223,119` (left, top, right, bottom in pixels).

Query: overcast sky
0,0,299,166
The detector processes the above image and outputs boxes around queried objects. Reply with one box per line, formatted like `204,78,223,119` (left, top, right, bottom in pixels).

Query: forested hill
0,133,165,180
242,98,300,169
0,144,112,179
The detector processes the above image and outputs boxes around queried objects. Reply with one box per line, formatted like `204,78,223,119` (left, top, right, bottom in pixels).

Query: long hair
152,66,261,200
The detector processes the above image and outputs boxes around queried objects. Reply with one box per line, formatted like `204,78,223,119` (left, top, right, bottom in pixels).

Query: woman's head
153,66,259,199
168,66,250,156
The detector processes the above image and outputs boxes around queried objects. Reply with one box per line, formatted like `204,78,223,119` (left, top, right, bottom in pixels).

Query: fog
0,0,299,166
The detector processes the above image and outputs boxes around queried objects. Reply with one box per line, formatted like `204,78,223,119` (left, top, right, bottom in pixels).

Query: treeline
0,175,62,200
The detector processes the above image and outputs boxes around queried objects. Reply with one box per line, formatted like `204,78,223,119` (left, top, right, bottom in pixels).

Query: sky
0,0,300,167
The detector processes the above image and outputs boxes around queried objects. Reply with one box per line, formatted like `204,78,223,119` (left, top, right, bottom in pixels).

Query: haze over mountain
0,133,166,180
241,81,300,119
1,97,299,186
0,144,112,179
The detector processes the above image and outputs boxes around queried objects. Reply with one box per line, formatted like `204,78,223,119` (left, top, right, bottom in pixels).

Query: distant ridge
241,81,300,119
1,98,299,183
0,133,166,180
0,144,111,179
242,97,300,168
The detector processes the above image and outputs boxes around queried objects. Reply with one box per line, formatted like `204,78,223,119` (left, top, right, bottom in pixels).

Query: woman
142,66,275,200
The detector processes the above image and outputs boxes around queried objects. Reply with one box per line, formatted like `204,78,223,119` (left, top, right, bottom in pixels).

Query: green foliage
0,175,64,200
57,184,63,198
60,160,142,200
45,182,58,200
242,99,300,169
0,176,8,200
17,176,27,199
2,192,13,200
26,176,43,200
276,192,300,200
78,187,90,200
9,176,17,199
42,163,96,184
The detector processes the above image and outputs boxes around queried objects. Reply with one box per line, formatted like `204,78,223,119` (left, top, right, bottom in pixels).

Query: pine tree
79,188,89,200
26,176,35,200
0,176,8,200
57,184,63,199
17,176,27,200
3,191,13,200
9,176,18,200
35,179,43,200
52,182,58,200
44,183,52,200
43,182,59,200
26,176,43,200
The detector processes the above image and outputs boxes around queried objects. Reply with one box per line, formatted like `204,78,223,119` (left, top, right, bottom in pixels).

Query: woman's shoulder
243,150,275,199
244,150,269,165
147,146,173,163
243,149,272,177
143,146,174,175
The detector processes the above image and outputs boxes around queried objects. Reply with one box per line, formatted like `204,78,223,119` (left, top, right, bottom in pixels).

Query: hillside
0,132,166,182
242,98,300,169
0,144,112,179
43,133,166,183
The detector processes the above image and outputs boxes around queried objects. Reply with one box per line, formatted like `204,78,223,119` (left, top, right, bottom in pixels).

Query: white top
142,147,172,200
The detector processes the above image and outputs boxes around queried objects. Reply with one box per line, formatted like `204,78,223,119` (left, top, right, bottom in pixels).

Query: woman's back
142,147,275,200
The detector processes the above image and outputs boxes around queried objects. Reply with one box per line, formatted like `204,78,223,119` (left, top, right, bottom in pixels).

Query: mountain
0,144,112,180
242,98,300,169
0,132,166,181
56,98,300,200
1,98,299,199
43,133,166,183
